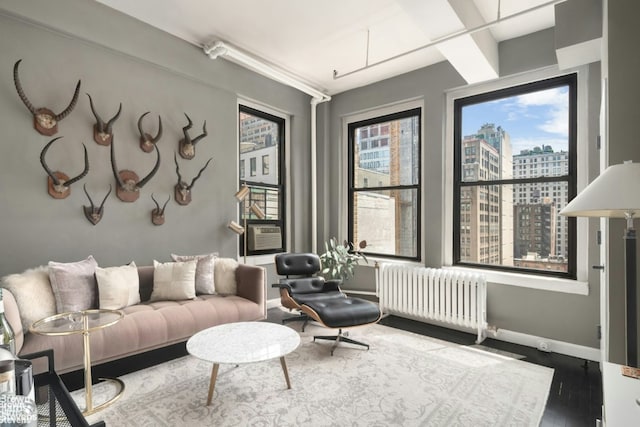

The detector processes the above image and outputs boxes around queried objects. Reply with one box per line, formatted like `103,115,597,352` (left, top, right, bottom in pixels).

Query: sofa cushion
96,262,141,310
150,260,197,301
48,256,98,313
170,253,217,295
1,266,56,331
214,258,238,295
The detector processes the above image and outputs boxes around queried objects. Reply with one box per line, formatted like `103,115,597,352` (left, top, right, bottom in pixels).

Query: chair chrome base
313,329,370,356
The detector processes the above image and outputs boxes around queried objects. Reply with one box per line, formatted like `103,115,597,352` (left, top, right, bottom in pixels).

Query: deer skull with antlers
151,193,170,225
174,153,212,205
110,137,161,202
179,113,207,160
83,184,112,225
138,112,163,153
87,93,121,146
13,59,81,136
40,137,89,199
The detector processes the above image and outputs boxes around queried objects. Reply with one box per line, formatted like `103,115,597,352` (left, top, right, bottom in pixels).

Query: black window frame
238,104,286,257
347,107,422,261
453,73,577,279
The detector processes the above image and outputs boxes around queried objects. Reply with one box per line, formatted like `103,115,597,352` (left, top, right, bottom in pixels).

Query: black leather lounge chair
273,252,381,355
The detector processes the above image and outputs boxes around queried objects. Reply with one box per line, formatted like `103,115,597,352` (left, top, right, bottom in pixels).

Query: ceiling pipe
204,40,330,253
333,0,567,79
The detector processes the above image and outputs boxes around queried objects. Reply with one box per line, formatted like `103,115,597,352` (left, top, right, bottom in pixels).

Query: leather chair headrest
275,253,321,276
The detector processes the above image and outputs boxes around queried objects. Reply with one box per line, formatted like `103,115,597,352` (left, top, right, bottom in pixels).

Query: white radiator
376,263,488,343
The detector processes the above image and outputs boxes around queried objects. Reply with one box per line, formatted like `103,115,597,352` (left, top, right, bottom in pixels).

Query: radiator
376,263,488,343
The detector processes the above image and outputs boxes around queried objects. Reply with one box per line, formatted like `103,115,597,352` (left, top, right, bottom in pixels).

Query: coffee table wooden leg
280,356,292,389
207,363,220,405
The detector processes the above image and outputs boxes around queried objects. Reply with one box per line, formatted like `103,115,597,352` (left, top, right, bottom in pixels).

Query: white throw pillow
170,253,217,295
214,258,238,295
1,265,56,331
151,260,197,301
95,262,140,310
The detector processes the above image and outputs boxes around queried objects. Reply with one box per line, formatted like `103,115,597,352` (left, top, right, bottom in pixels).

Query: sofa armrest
1,289,24,354
235,264,267,319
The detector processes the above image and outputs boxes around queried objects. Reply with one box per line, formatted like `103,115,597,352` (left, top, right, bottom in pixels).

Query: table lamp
560,160,640,367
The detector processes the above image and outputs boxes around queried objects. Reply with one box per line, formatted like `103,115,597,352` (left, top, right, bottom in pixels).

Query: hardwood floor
64,308,603,426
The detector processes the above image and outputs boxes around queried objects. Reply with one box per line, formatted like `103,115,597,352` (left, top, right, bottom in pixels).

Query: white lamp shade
560,161,640,218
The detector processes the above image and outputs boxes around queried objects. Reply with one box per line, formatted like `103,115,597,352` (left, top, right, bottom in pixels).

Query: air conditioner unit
248,225,282,251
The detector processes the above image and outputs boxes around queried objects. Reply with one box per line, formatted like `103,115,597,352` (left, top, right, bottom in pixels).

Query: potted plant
319,237,367,281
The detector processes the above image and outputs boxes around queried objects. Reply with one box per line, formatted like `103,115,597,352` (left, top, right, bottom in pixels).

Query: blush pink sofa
2,264,266,373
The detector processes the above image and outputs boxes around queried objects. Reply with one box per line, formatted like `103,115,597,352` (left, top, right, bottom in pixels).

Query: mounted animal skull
138,112,163,153
83,184,112,225
110,137,161,202
40,137,89,199
179,113,207,160
150,193,170,225
174,153,212,205
87,93,122,146
13,59,81,136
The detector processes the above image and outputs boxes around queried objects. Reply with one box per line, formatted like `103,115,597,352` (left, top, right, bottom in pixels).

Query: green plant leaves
319,237,367,281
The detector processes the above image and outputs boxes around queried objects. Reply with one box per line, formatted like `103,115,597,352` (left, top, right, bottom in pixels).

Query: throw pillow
48,256,98,313
150,260,197,301
170,253,217,295
1,266,56,331
95,262,140,310
214,258,239,295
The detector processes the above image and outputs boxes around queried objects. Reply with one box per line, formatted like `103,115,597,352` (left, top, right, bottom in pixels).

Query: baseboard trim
494,328,600,362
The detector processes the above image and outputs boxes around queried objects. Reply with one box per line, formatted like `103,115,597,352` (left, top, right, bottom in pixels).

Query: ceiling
96,0,560,95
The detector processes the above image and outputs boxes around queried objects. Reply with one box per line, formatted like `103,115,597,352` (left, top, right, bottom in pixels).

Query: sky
462,86,569,155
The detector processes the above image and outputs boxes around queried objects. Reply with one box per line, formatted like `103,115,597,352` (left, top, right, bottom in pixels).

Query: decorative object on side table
560,160,640,368
319,237,367,281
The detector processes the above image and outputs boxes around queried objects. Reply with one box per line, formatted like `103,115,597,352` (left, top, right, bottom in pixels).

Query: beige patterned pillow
49,256,98,313
170,253,217,295
95,262,140,309
150,260,197,301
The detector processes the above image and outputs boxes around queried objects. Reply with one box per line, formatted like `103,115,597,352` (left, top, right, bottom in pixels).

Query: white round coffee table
186,321,300,405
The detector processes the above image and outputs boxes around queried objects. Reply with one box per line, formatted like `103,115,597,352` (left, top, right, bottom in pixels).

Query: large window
239,105,285,256
348,107,421,260
453,74,577,278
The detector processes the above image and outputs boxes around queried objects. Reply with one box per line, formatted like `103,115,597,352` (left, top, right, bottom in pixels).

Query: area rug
80,323,553,426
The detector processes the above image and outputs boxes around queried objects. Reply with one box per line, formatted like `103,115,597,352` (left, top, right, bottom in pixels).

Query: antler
136,144,161,189
174,152,183,185
63,144,89,187
83,183,95,210
54,80,81,121
13,59,36,115
97,184,112,211
40,137,88,187
87,94,122,133
138,112,163,143
188,157,213,189
182,113,207,145
110,137,126,188
151,193,170,214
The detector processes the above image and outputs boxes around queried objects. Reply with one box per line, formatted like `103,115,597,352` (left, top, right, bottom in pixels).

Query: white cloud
515,87,568,137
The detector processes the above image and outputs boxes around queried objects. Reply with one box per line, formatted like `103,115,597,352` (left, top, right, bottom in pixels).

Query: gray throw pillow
48,255,99,313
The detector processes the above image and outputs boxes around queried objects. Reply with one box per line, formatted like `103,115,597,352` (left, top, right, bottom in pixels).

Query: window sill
442,266,589,295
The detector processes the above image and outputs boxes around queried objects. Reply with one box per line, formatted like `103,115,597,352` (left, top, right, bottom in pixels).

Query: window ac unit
248,225,282,251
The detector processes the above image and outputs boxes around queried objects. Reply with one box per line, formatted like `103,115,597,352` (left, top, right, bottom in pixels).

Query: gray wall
0,0,314,300
323,29,602,349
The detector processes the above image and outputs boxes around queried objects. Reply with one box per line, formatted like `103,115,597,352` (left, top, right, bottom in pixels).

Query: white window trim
237,98,291,261
340,98,425,260
443,65,590,295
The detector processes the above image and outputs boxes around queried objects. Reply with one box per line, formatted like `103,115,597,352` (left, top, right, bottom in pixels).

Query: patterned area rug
80,323,553,426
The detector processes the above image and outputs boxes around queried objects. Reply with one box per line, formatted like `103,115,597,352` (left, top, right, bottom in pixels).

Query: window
453,74,577,278
239,105,285,256
348,107,421,260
